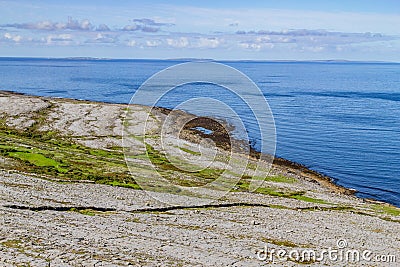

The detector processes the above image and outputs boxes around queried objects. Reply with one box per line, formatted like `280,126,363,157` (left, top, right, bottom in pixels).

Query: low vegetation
0,126,135,187
0,117,344,207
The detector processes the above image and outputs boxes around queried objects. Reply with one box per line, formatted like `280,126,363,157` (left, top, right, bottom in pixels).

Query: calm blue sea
0,57,399,206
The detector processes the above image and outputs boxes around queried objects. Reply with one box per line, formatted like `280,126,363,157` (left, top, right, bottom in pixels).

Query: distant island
0,57,399,64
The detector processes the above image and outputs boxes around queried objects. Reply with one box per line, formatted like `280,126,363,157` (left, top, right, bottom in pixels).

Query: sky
0,0,399,61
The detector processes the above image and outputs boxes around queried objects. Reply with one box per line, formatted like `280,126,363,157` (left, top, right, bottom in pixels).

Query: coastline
0,90,360,197
1,90,399,266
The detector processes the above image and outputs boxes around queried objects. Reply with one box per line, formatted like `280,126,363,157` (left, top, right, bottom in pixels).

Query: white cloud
145,40,161,47
166,37,189,48
255,36,271,43
0,8,398,61
239,42,274,51
86,33,116,43
4,32,22,42
122,24,159,33
123,24,139,31
302,45,325,52
1,18,98,31
196,37,221,48
239,42,262,51
127,40,136,47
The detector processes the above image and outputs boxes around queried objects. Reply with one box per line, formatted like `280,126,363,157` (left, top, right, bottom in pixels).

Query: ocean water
0,57,399,206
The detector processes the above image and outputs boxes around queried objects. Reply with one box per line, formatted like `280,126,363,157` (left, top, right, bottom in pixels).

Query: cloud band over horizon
0,1,399,61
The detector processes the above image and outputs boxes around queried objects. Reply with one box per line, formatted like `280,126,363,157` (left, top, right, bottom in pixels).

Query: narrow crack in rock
2,203,351,213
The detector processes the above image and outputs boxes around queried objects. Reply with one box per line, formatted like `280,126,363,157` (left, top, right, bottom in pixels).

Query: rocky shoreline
0,91,399,266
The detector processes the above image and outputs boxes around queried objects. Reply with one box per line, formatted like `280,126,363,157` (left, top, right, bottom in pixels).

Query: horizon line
0,56,399,64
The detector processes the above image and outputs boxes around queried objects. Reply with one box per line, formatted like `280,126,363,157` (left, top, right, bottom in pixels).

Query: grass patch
242,174,297,183
0,127,225,192
265,175,297,183
290,195,329,204
235,179,296,197
5,147,55,165
69,208,96,216
145,143,181,172
179,146,201,156
107,145,124,151
8,151,68,173
108,180,141,190
254,187,293,197
371,204,400,216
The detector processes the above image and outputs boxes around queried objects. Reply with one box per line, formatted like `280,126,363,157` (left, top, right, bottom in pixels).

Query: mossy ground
1,121,330,205
0,126,134,187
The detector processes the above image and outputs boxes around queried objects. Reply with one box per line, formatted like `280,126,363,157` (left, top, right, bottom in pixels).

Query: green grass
145,143,181,172
290,194,329,204
69,208,96,216
8,151,68,173
265,175,297,183
0,127,227,192
179,147,201,156
371,204,400,216
107,180,142,190
242,174,297,184
235,179,288,196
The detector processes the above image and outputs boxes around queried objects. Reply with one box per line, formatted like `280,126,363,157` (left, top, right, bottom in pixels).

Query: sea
0,57,399,206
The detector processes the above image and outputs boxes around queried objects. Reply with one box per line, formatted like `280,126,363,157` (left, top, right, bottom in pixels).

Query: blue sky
0,0,399,61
